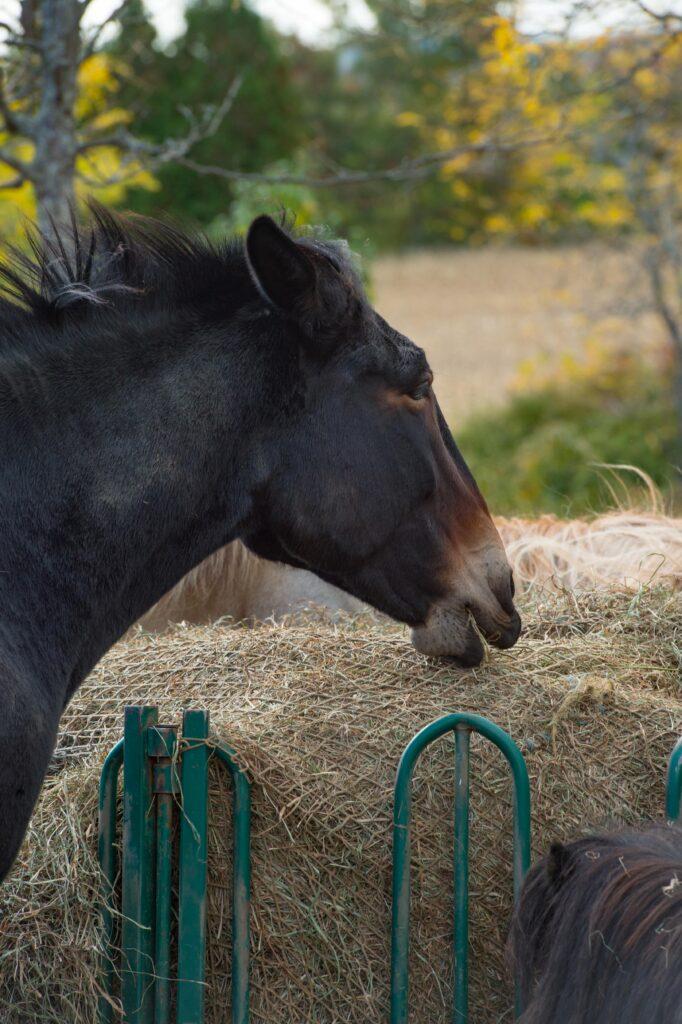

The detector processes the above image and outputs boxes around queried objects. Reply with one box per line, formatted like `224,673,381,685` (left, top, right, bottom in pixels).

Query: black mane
0,206,247,326
0,205,356,332
510,822,682,1024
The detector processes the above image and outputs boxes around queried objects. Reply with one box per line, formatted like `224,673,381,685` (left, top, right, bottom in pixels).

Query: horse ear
547,841,573,887
245,215,316,314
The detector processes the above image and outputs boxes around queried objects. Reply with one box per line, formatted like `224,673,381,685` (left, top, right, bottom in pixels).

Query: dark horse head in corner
509,822,682,1023
0,208,519,881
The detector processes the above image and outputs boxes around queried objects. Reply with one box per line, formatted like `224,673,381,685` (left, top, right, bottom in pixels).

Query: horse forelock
511,823,682,1023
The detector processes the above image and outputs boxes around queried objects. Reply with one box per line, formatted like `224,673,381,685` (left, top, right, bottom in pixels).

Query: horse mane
509,822,682,1023
0,205,247,325
0,205,357,330
498,511,682,590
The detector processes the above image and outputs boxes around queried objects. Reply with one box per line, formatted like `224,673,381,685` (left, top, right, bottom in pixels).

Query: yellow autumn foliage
408,15,681,242
0,53,157,246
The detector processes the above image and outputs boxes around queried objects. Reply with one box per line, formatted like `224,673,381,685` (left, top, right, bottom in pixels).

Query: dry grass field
373,244,666,425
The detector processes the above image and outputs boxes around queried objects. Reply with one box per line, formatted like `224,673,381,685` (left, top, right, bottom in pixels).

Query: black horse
509,822,682,1023
0,209,520,880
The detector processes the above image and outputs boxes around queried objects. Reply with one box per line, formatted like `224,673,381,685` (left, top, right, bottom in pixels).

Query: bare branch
635,2,682,28
76,74,244,174
0,146,32,181
157,131,563,188
0,171,27,189
19,0,39,40
76,132,555,189
0,68,36,138
80,0,132,61
645,246,682,349
0,21,42,50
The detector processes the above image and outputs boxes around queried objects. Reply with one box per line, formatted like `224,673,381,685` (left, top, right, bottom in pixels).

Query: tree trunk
644,246,682,468
667,348,679,468
30,0,80,238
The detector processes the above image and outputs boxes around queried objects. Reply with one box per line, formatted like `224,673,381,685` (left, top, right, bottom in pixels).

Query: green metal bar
216,746,252,1024
154,791,174,1024
453,726,470,1024
390,713,531,1024
148,725,179,1024
177,710,210,1024
121,705,158,1024
98,739,124,1024
666,737,682,822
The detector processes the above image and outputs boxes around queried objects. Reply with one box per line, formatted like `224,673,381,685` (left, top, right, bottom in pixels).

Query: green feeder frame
667,736,682,822
97,706,251,1024
98,703,680,1024
389,713,531,1024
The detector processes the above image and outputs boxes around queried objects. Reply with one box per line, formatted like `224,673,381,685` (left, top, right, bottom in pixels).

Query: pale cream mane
498,512,682,591
138,541,364,631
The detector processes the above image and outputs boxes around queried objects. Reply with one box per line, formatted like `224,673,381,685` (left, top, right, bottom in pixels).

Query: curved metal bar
216,745,252,1024
666,736,682,822
453,725,470,1022
97,738,124,1024
390,713,531,1024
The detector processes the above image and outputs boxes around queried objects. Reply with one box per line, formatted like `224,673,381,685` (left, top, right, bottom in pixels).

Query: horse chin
410,611,485,666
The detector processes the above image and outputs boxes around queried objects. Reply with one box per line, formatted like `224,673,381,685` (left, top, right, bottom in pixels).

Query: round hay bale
0,588,680,1024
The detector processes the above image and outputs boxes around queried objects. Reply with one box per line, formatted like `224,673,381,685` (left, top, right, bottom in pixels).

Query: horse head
242,216,521,665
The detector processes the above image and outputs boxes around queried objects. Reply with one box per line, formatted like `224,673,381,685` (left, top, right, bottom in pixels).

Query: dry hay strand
0,587,680,1024
497,511,682,592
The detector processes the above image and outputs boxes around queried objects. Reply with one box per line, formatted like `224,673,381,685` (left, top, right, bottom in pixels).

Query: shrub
455,343,677,516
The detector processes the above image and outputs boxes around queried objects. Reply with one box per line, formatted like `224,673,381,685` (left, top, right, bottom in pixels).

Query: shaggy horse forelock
509,822,682,1024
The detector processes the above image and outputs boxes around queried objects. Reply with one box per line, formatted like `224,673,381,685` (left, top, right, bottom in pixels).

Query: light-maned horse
138,540,365,630
509,822,682,1023
0,209,519,881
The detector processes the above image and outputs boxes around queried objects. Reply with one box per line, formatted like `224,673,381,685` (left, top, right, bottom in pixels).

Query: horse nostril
510,568,515,599
500,610,522,649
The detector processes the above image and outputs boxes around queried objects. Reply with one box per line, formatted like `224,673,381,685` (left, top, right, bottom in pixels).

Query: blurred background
0,0,680,516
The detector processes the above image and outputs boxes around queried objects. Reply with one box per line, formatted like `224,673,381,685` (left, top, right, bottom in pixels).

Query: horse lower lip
411,619,485,665
447,629,485,667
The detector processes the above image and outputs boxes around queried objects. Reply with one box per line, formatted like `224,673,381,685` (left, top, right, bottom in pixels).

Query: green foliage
100,1,682,252
455,348,677,516
113,0,304,225
106,0,502,250
204,157,377,262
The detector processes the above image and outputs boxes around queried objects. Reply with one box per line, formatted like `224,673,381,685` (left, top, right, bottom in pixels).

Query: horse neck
0,311,275,699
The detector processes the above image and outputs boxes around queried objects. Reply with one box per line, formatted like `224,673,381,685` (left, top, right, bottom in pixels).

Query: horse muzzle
410,597,522,666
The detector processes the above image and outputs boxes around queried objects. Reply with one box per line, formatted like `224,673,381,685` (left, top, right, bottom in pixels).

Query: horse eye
409,378,432,402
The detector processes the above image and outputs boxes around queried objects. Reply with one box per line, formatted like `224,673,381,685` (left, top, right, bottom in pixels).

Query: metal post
121,705,159,1024
216,747,252,1024
98,739,124,1024
98,708,251,1024
453,726,470,1023
148,725,180,1024
177,710,210,1024
666,737,682,822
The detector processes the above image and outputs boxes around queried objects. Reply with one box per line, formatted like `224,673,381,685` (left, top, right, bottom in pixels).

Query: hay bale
1,588,680,1024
